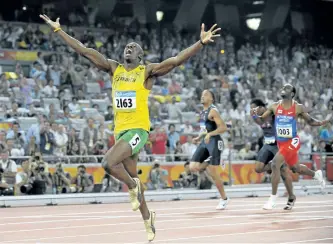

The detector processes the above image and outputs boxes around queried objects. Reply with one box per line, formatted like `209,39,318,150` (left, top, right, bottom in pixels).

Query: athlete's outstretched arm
251,104,276,125
297,104,330,126
39,15,118,73
146,24,220,77
204,109,227,144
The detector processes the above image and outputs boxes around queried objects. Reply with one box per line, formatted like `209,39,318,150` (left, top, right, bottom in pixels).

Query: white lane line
1,204,333,226
3,201,333,222
146,225,333,244
3,217,332,243
280,237,333,244
2,200,333,219
2,205,333,226
1,209,333,234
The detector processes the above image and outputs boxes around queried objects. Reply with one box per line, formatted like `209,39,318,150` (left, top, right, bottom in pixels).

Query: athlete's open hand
250,107,259,117
192,136,200,144
200,24,221,44
204,133,211,144
39,14,60,30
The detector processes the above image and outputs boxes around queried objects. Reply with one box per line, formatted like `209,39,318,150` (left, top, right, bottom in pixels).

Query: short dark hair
78,165,86,170
168,124,175,130
184,161,190,167
250,98,266,107
207,89,216,103
292,86,296,98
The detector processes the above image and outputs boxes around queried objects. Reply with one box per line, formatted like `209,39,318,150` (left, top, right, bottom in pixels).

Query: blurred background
0,0,333,197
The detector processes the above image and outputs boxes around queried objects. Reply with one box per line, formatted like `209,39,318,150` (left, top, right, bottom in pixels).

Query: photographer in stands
15,160,30,195
20,152,52,195
72,165,94,193
100,173,122,192
178,161,198,188
0,145,17,196
52,162,72,194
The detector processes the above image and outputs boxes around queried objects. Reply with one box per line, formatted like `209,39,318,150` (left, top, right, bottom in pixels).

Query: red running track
0,195,333,243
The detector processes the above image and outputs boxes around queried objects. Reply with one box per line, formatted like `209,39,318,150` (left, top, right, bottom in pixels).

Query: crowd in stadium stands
1,15,333,170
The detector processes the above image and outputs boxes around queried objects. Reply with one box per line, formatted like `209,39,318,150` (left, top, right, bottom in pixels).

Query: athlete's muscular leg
189,162,201,172
291,163,315,177
255,161,271,173
123,155,150,220
102,140,136,189
270,152,285,195
280,164,295,199
205,164,227,200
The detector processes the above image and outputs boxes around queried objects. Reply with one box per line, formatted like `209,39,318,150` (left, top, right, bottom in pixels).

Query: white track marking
147,226,333,244
2,200,333,219
1,205,333,227
280,237,333,244
2,201,333,222
1,209,333,234
3,217,333,243
1,204,333,226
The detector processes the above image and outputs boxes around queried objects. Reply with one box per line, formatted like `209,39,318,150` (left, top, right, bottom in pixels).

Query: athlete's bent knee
189,162,199,172
102,158,112,174
255,163,264,174
271,160,278,171
291,165,300,174
280,166,287,181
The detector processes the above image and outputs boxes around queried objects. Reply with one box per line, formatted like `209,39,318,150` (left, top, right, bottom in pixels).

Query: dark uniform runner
190,90,229,210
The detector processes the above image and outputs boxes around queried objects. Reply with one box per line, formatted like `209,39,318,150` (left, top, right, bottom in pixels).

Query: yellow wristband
54,27,61,33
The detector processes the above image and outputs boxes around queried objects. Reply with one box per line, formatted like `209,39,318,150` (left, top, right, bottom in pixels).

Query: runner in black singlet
250,99,296,210
190,90,230,210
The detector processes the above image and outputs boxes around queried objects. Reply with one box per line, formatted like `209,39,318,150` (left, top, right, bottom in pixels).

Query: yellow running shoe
144,211,156,242
128,178,142,211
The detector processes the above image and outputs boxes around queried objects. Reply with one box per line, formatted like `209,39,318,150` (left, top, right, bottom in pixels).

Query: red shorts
277,136,301,167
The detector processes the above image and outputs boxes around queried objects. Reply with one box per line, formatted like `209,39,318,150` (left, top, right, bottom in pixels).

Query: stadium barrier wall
15,159,305,189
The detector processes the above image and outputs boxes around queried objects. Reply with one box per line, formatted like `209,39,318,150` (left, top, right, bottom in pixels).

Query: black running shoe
284,196,296,210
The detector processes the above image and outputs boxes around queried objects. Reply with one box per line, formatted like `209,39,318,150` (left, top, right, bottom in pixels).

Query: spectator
0,130,6,146
239,142,257,160
100,173,122,192
0,146,17,195
168,79,182,95
104,105,113,121
54,124,68,156
26,135,39,156
72,165,94,193
68,97,81,115
79,118,98,155
42,79,58,98
166,124,180,155
15,160,30,195
180,121,194,134
181,135,197,160
179,161,198,188
6,122,26,146
52,162,72,194
149,98,161,122
149,125,167,155
5,102,21,119
174,141,183,161
319,123,333,142
40,121,56,155
0,73,10,97
166,96,182,122
148,162,168,190
299,125,314,160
